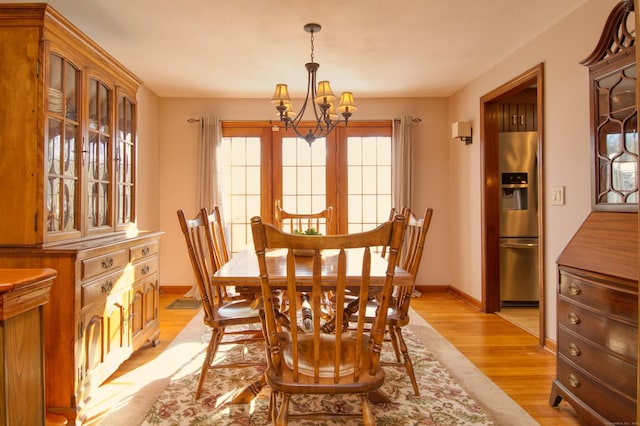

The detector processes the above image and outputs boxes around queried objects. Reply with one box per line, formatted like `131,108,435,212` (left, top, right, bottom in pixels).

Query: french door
219,121,392,253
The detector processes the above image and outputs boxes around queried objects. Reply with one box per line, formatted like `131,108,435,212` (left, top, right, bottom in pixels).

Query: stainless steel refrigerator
499,131,538,305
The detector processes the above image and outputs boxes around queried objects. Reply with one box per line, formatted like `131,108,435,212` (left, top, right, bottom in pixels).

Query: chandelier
271,23,357,146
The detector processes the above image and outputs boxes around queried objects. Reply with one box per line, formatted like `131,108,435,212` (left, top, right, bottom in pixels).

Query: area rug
97,309,537,425
166,298,202,310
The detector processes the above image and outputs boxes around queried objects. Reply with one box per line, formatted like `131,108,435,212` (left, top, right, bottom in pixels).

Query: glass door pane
46,53,80,234
116,95,135,226
87,78,111,229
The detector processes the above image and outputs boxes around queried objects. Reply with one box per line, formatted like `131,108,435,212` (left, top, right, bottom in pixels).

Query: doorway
480,64,545,346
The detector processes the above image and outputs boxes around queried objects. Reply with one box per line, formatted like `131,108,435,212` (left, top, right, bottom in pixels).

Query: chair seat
279,331,371,378
217,300,259,319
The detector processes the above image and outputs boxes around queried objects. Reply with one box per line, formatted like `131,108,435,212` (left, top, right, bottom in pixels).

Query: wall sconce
452,121,472,145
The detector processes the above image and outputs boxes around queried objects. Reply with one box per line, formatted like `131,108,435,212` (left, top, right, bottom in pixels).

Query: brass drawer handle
568,285,581,296
567,373,580,388
101,257,114,269
567,312,580,325
567,343,581,357
101,280,113,293
141,247,150,256
141,265,150,275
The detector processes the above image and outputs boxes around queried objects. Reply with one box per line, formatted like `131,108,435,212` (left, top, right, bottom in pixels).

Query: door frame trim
479,63,546,346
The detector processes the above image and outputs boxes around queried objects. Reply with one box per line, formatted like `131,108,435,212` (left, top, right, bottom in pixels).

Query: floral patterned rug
142,326,496,425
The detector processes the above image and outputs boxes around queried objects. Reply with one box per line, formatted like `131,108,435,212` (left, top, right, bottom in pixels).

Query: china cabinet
0,4,160,424
549,1,638,424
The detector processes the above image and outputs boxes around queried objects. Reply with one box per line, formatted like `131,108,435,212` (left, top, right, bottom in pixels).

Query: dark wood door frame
480,63,546,346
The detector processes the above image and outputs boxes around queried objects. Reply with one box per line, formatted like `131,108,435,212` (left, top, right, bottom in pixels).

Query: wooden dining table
211,246,413,404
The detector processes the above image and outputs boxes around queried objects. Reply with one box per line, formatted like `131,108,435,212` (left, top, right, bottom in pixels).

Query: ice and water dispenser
501,172,528,211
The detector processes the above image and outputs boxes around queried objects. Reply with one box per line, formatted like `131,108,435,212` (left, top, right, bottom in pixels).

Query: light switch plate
552,185,565,205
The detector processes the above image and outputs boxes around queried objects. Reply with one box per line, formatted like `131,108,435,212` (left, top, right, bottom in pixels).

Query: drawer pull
101,257,114,269
141,265,150,275
101,280,113,293
567,373,580,388
568,285,581,296
141,246,150,256
567,343,581,357
567,312,580,325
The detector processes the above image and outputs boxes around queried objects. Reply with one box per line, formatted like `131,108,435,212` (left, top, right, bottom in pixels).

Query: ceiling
11,0,589,98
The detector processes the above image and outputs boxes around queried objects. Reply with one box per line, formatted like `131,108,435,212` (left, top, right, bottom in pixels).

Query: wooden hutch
549,1,638,424
0,4,161,423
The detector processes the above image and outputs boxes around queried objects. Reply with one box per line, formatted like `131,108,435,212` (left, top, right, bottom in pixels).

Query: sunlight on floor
495,307,539,337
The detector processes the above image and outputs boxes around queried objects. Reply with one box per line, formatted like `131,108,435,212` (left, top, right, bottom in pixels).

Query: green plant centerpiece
293,228,321,256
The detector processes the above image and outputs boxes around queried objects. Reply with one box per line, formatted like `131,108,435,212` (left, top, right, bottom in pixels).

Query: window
219,122,392,253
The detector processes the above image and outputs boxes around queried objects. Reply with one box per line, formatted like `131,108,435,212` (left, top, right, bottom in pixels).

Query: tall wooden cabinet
0,4,160,423
549,1,638,424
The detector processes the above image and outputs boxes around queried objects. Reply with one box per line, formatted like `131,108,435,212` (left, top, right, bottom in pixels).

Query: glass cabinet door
594,64,638,208
87,78,112,229
46,53,80,235
116,94,135,227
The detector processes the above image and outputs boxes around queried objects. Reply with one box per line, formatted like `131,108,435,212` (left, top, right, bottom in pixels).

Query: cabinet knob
567,373,580,388
567,285,581,296
101,257,114,269
141,265,150,275
567,312,580,325
101,280,113,293
141,246,150,256
567,343,581,357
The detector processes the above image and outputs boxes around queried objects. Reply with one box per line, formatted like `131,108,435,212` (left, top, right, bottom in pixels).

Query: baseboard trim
160,285,191,295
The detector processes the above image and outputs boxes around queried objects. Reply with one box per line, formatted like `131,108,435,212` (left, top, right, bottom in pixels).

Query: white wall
448,0,619,340
155,97,451,289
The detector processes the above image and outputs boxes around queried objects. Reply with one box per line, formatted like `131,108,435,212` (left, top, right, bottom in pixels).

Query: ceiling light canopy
271,23,356,146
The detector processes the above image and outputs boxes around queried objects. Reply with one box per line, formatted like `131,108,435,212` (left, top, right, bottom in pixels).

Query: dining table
211,246,414,404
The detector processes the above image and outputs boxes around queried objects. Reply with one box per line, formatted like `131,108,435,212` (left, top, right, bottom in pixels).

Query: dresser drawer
81,268,134,308
560,271,637,322
134,257,158,282
558,326,636,398
557,356,636,423
558,298,637,361
82,249,128,281
130,240,159,262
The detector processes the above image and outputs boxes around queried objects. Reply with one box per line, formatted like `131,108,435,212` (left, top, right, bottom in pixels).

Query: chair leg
275,393,290,426
361,394,375,426
395,326,420,396
195,326,224,400
387,324,402,362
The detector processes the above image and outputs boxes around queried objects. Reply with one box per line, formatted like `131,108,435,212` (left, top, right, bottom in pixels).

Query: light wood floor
90,291,583,425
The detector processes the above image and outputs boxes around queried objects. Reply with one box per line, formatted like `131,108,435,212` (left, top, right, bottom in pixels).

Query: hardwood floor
88,291,583,425
411,292,582,425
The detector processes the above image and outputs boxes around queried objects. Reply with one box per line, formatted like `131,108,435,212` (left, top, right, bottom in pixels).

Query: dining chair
202,206,230,268
177,209,264,400
380,207,433,396
251,214,406,425
275,203,333,236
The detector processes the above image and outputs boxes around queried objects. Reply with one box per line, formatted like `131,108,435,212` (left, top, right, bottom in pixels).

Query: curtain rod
187,118,200,123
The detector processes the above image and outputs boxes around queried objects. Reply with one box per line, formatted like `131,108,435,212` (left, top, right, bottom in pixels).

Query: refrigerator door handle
499,242,538,249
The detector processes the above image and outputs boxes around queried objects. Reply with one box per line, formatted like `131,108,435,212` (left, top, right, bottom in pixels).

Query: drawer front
558,326,636,398
560,271,637,322
134,257,158,282
82,249,128,281
130,240,160,263
557,356,636,423
557,298,637,361
82,268,134,308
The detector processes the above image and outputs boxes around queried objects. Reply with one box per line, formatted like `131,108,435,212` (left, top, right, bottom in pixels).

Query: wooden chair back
176,209,221,321
250,214,406,423
275,203,333,235
201,206,230,268
395,207,433,317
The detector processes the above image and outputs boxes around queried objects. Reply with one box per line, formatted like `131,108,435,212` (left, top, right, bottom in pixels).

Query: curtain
392,116,414,211
197,116,222,211
188,115,222,298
